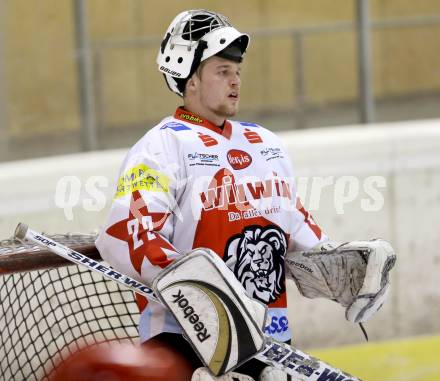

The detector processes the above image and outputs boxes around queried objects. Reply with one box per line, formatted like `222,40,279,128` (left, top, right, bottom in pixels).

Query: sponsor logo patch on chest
227,149,252,170
187,152,220,167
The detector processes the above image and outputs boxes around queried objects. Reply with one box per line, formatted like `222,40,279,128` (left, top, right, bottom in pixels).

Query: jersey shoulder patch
160,121,192,131
238,121,260,128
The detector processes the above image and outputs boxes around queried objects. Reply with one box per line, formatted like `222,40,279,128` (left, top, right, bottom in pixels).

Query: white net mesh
0,234,140,381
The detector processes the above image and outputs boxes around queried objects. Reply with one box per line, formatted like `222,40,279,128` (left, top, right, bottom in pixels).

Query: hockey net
0,233,140,381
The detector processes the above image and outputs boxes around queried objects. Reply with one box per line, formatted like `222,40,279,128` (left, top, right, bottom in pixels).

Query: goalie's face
184,56,241,125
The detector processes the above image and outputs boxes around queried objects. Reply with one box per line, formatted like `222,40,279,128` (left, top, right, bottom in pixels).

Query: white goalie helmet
157,10,250,96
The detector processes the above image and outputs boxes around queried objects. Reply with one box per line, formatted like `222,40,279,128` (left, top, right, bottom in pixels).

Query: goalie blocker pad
154,249,267,377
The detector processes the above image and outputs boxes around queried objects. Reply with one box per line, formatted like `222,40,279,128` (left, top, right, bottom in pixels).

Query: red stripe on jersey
197,132,218,147
244,128,263,143
268,291,287,308
135,294,149,313
296,198,323,240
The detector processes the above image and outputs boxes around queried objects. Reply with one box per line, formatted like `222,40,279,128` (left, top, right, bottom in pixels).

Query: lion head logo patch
224,225,287,303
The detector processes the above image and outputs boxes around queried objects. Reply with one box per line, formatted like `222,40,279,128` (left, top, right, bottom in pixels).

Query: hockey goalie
92,9,396,381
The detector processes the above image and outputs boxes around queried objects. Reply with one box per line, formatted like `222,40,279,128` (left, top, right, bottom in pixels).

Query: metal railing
77,10,440,149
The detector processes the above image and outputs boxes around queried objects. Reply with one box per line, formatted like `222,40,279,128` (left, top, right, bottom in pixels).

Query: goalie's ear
153,248,266,377
185,74,199,95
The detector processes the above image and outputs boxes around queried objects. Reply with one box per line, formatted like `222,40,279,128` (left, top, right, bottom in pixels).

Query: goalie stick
14,223,361,381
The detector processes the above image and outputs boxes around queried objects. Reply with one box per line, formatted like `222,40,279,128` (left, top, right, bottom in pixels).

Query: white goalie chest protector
96,107,328,344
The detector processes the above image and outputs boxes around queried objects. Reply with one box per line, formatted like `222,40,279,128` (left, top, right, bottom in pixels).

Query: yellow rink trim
308,335,440,381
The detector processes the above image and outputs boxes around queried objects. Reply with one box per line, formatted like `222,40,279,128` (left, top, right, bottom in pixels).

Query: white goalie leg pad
286,239,396,323
259,366,295,381
154,248,266,377
192,367,255,381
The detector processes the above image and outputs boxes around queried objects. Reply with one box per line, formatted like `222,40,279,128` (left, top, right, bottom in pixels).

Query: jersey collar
174,107,232,140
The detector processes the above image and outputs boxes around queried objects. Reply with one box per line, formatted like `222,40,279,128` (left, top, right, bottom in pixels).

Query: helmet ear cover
175,39,208,94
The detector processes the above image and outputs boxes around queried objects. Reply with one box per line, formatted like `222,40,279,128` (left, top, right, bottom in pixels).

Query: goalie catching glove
286,239,396,323
153,248,266,377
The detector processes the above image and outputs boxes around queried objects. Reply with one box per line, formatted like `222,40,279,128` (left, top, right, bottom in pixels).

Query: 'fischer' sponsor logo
160,66,181,77
200,176,292,210
188,153,219,162
227,149,252,170
188,152,220,167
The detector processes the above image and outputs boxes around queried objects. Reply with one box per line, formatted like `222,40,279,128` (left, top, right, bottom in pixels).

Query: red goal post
0,233,140,381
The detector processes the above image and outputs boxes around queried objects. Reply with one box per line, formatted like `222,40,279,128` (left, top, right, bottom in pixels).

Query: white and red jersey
96,107,327,343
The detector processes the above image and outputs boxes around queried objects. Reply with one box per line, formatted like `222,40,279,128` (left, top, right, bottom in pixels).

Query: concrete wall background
282,119,440,348
1,119,439,348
